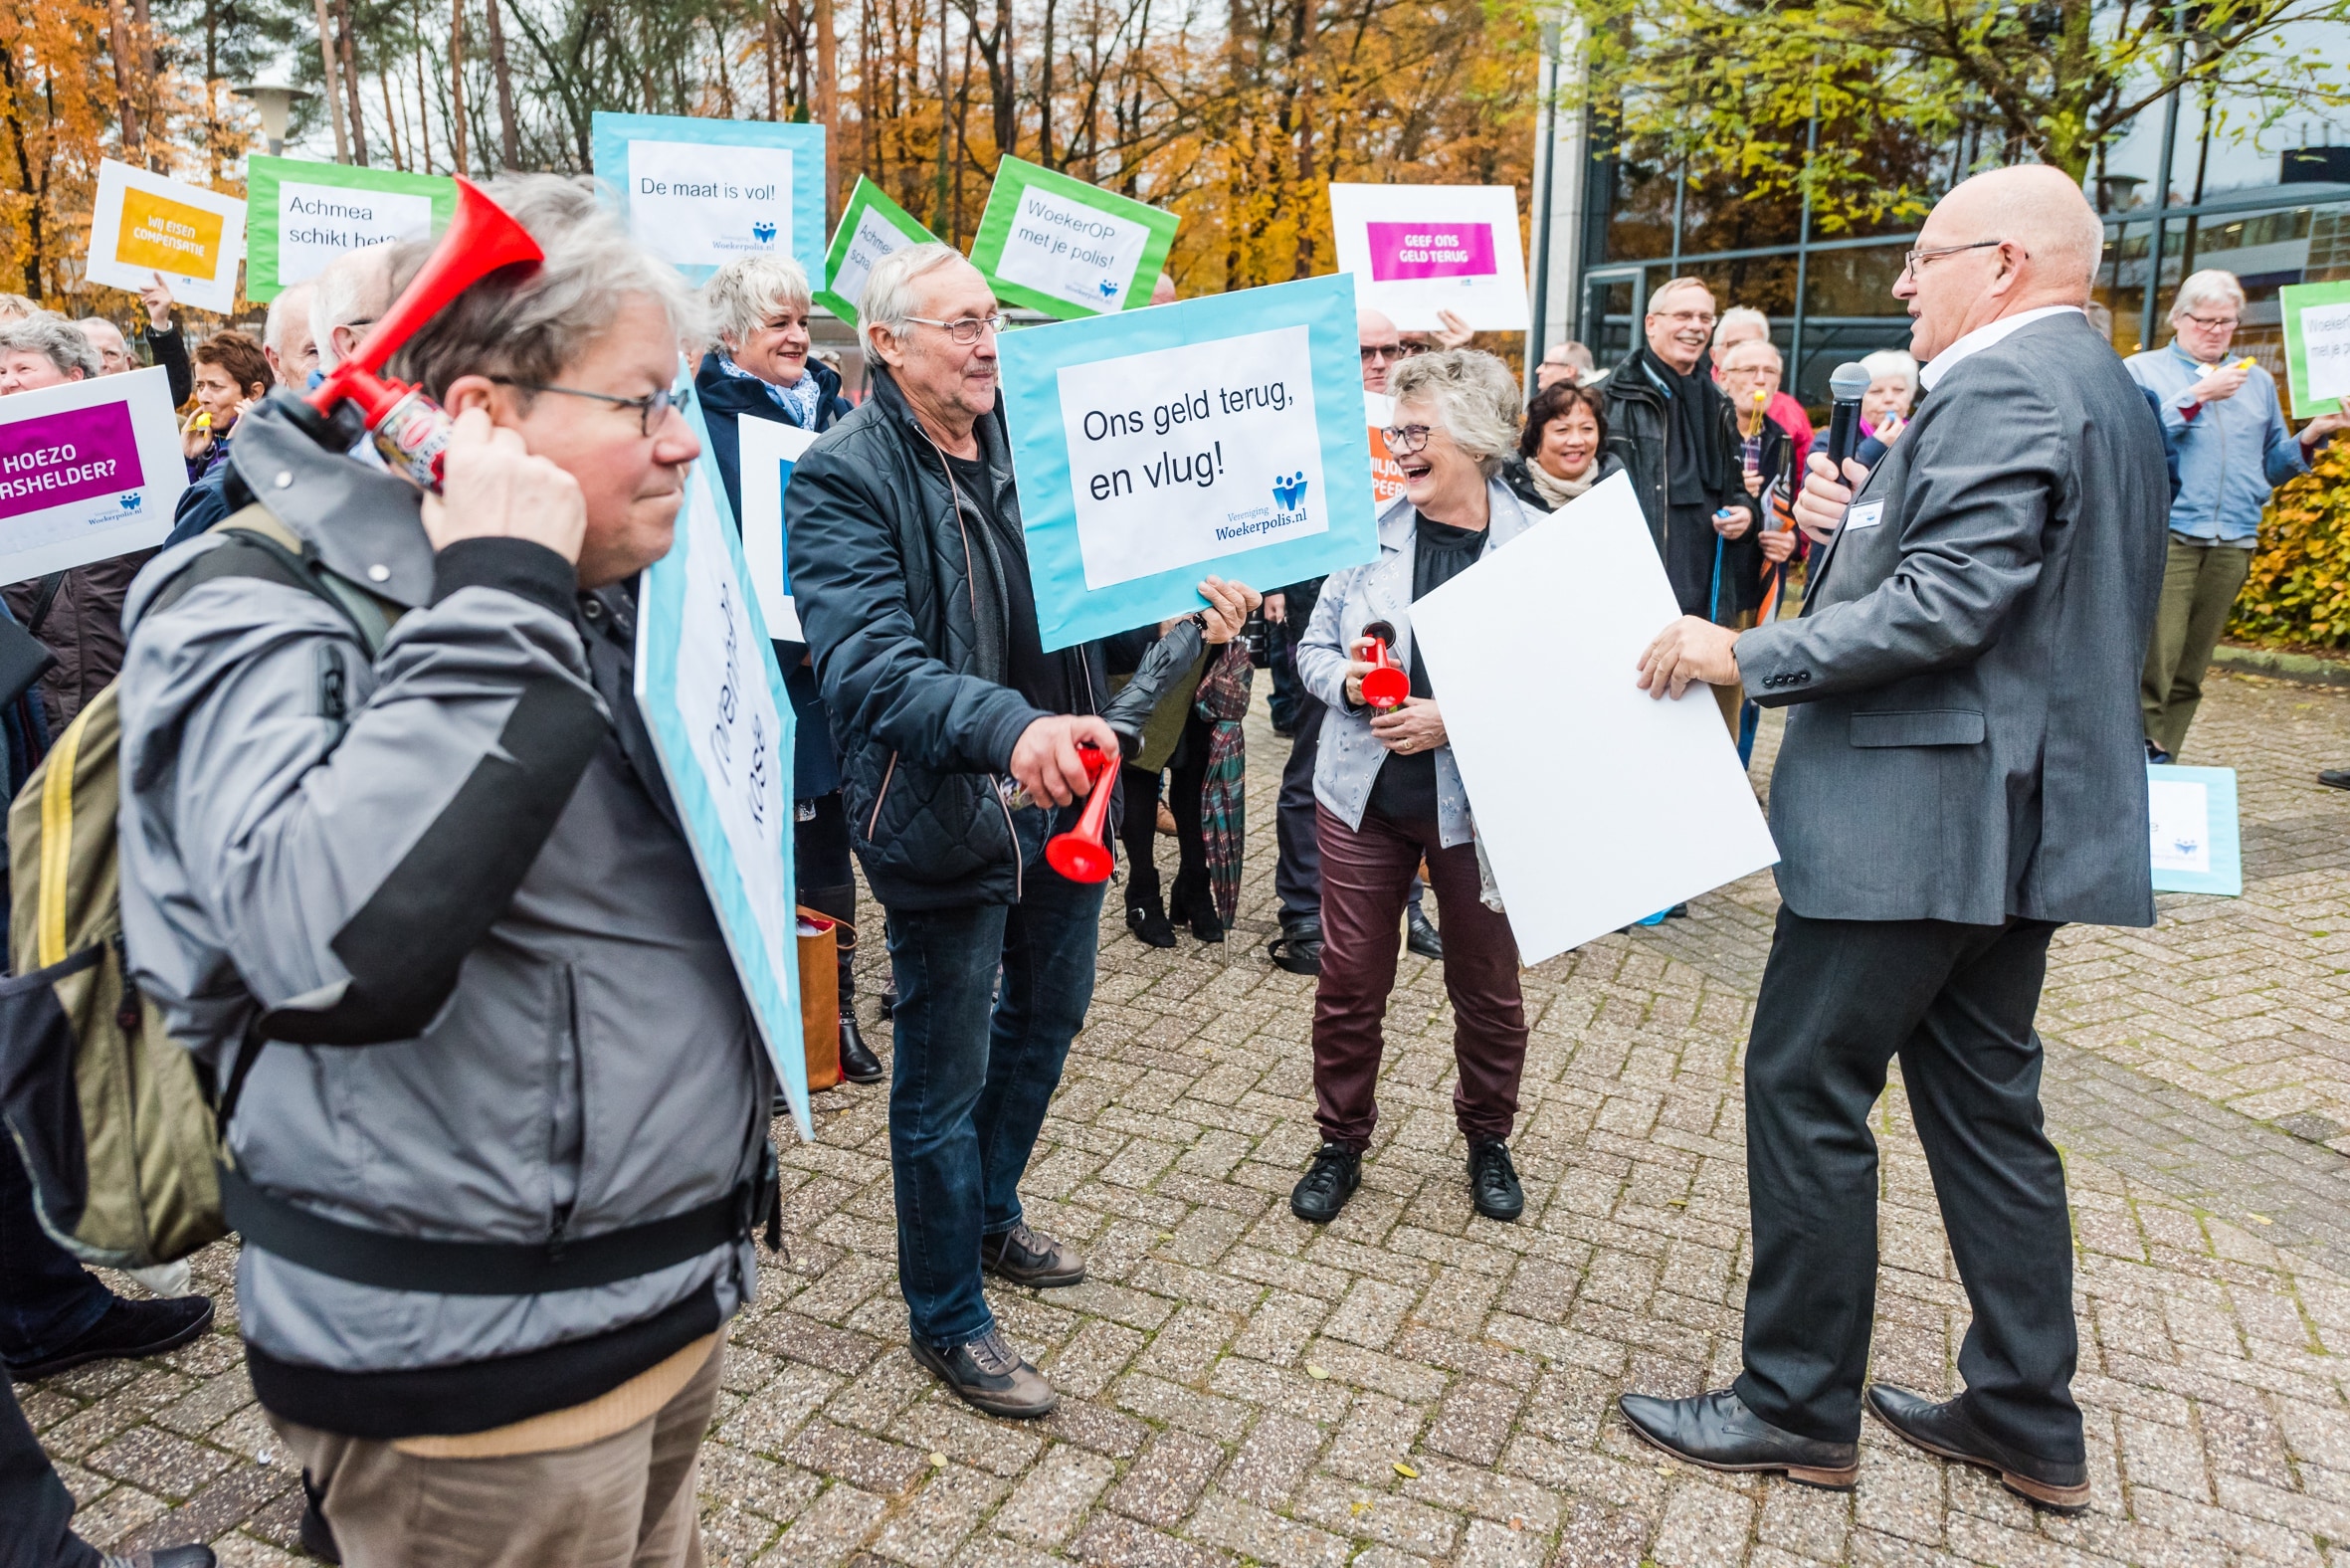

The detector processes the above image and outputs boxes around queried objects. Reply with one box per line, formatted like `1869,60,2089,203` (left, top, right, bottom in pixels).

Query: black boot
1126,894,1176,948
1171,873,1224,943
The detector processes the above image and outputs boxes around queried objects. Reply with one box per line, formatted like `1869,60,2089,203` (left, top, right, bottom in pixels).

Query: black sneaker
2320,768,2350,792
4,1292,215,1381
1468,1139,1524,1222
1126,900,1176,948
981,1221,1085,1288
2146,738,2173,765
909,1327,1059,1418
1289,1144,1361,1223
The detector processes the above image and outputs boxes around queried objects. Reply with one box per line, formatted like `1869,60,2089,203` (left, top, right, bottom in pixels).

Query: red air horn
1044,744,1120,882
306,177,544,491
1358,619,1409,710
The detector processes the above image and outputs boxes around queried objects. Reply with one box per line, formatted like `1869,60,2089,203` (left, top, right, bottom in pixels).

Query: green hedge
2230,437,2350,650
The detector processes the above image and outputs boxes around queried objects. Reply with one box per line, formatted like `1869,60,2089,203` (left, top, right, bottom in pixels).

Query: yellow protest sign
114,187,227,276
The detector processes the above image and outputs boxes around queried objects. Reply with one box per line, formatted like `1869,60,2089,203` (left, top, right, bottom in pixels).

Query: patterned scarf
1192,643,1254,926
716,352,822,429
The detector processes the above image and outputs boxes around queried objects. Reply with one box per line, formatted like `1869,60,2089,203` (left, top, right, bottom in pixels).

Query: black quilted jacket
786,366,1106,910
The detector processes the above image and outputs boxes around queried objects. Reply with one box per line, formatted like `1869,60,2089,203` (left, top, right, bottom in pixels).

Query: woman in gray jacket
1287,350,1542,1229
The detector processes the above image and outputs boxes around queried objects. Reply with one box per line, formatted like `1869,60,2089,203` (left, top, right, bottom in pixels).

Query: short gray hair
264,281,314,359
1388,349,1522,477
1712,305,1770,354
311,244,395,371
703,255,814,350
388,175,702,401
0,314,101,380
2171,269,2246,323
1859,347,1918,390
859,243,978,355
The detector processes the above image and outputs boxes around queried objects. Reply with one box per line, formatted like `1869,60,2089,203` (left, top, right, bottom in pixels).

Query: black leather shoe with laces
1289,1144,1361,1223
1468,1139,1524,1221
838,1012,884,1083
4,1293,214,1381
1618,1388,1859,1489
982,1222,1086,1287
909,1327,1060,1418
1866,1383,2090,1512
1406,906,1443,958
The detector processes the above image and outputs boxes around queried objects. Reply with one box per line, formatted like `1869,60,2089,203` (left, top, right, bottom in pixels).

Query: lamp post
231,81,315,157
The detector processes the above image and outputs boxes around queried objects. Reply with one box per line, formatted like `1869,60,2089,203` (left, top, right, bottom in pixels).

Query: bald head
1358,308,1403,392
1895,165,2104,361
76,317,132,375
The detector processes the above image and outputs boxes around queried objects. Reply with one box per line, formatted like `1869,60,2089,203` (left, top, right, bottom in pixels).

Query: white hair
264,281,314,359
311,243,396,371
1388,349,1522,477
1711,305,1771,354
0,315,101,379
1859,347,1918,390
859,243,978,356
702,255,814,349
2171,269,2247,323
1721,335,1783,368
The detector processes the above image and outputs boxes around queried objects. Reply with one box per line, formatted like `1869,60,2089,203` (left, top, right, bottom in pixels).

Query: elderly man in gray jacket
116,176,769,1566
1623,166,2167,1512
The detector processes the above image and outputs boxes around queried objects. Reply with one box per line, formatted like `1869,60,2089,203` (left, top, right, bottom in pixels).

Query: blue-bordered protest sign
2147,763,2242,897
635,380,809,1138
998,272,1377,650
591,112,827,286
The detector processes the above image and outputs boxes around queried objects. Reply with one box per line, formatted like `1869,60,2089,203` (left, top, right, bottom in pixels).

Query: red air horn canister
1359,620,1410,710
306,177,545,491
1044,744,1119,882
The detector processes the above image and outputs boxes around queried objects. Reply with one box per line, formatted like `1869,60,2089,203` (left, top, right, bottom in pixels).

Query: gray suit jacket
1736,311,2168,927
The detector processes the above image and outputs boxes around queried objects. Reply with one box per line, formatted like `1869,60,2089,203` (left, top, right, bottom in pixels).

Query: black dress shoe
5,1292,214,1381
2146,738,2174,765
1127,899,1177,948
982,1221,1085,1287
2321,768,2350,792
909,1327,1059,1418
837,1012,884,1083
1468,1139,1523,1222
1406,906,1443,958
1617,1389,1859,1490
1866,1383,2090,1513
297,1468,342,1562
1269,917,1322,975
1289,1144,1361,1223
105,1548,218,1568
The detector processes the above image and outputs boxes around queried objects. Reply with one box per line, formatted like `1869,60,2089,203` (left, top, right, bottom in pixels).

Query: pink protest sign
1365,222,1498,283
0,402,146,522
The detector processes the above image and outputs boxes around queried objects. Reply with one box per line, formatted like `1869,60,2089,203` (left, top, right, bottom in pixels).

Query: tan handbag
797,909,841,1092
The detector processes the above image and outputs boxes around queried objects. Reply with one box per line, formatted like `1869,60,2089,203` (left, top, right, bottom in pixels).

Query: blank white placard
736,414,818,641
1410,472,1778,962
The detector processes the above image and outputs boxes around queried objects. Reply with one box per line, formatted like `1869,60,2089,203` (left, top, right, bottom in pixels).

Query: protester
1711,306,1813,467
135,276,193,408
1533,338,1597,391
1268,307,1443,976
3,1372,215,1568
262,281,319,389
1625,164,2165,1514
75,315,134,375
694,253,877,1084
116,173,772,1568
1716,339,1802,574
2127,270,2346,763
180,330,268,480
1108,624,1251,947
0,316,161,732
1857,347,1918,443
1289,349,1537,1227
787,243,1259,1418
311,244,396,378
1502,379,1621,509
0,293,36,322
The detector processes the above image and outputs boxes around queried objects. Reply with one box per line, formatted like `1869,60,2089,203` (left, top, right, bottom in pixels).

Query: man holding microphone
1622,165,2168,1511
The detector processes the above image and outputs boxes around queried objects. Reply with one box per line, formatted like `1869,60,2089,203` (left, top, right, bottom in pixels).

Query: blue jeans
0,1141,110,1371
883,805,1105,1348
2,1370,100,1568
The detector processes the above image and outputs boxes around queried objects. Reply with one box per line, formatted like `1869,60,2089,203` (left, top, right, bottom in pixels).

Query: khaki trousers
268,1340,720,1568
2140,537,2252,759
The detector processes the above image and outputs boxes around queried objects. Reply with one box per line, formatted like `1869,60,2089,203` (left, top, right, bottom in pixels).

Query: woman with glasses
695,255,881,1084
1287,349,1541,1230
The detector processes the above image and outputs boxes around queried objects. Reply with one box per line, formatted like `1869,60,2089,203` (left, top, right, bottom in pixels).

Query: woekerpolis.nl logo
750,220,778,244
1272,472,1309,510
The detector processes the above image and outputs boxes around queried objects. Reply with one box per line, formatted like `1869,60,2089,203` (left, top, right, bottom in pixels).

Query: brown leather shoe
1866,1383,2090,1513
909,1328,1060,1419
982,1222,1085,1287
1618,1389,1859,1489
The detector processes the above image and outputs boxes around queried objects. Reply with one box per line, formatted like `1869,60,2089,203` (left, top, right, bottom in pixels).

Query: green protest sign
815,177,938,325
2280,280,2350,419
968,156,1178,320
245,156,454,301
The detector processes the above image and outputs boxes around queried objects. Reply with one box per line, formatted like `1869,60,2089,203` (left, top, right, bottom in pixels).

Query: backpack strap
146,504,403,661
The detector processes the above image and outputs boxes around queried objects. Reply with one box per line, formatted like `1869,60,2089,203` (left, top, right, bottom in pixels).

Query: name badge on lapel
1844,499,1887,531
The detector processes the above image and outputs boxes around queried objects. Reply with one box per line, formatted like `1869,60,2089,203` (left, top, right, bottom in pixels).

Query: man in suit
1621,164,2168,1512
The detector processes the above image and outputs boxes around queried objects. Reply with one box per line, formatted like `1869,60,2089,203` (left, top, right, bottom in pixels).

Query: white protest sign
736,414,817,641
1328,183,1529,332
86,160,246,313
2304,301,2350,404
1055,324,1325,590
2147,776,2211,875
998,186,1157,313
276,181,433,284
0,367,182,587
1411,472,1777,960
626,139,795,271
2145,762,2242,895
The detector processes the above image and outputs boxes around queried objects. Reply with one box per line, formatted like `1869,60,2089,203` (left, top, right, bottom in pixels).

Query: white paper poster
1327,183,1529,332
0,367,182,587
1411,472,1777,961
1053,324,1326,590
2147,777,2211,874
625,139,795,272
736,414,817,641
85,160,246,313
2303,301,2350,404
276,180,435,287
996,185,1157,315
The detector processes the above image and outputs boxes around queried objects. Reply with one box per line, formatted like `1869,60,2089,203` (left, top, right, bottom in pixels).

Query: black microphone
1825,362,1871,473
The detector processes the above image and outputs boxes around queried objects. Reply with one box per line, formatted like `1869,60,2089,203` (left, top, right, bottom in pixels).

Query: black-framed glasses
905,313,1006,344
2180,310,2240,330
495,379,683,437
1381,423,1434,455
1902,239,2005,279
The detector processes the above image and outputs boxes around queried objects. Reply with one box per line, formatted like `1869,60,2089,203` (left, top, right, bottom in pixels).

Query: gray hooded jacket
114,404,770,1439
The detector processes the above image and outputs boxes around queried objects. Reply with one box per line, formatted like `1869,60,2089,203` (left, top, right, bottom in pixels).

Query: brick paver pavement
25,668,2350,1567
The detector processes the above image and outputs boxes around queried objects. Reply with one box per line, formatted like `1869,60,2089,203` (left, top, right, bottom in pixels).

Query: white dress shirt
1918,305,2085,392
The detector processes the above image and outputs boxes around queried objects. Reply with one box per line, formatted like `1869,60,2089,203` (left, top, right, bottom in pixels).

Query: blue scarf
716,352,821,429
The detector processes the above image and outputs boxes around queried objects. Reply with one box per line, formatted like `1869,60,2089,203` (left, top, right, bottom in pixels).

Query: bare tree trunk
313,0,350,161
764,2,780,119
451,0,469,176
334,0,370,164
816,0,838,215
1039,0,1058,168
1290,0,1314,278
483,0,520,168
105,0,143,162
380,67,405,168
413,32,433,171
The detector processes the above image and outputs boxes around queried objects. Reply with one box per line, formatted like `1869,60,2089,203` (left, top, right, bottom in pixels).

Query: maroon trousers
1310,804,1529,1151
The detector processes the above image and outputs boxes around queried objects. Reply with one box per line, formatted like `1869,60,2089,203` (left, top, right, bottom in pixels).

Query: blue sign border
997,273,1378,651
590,111,828,287
2147,762,2242,897
637,378,810,1138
